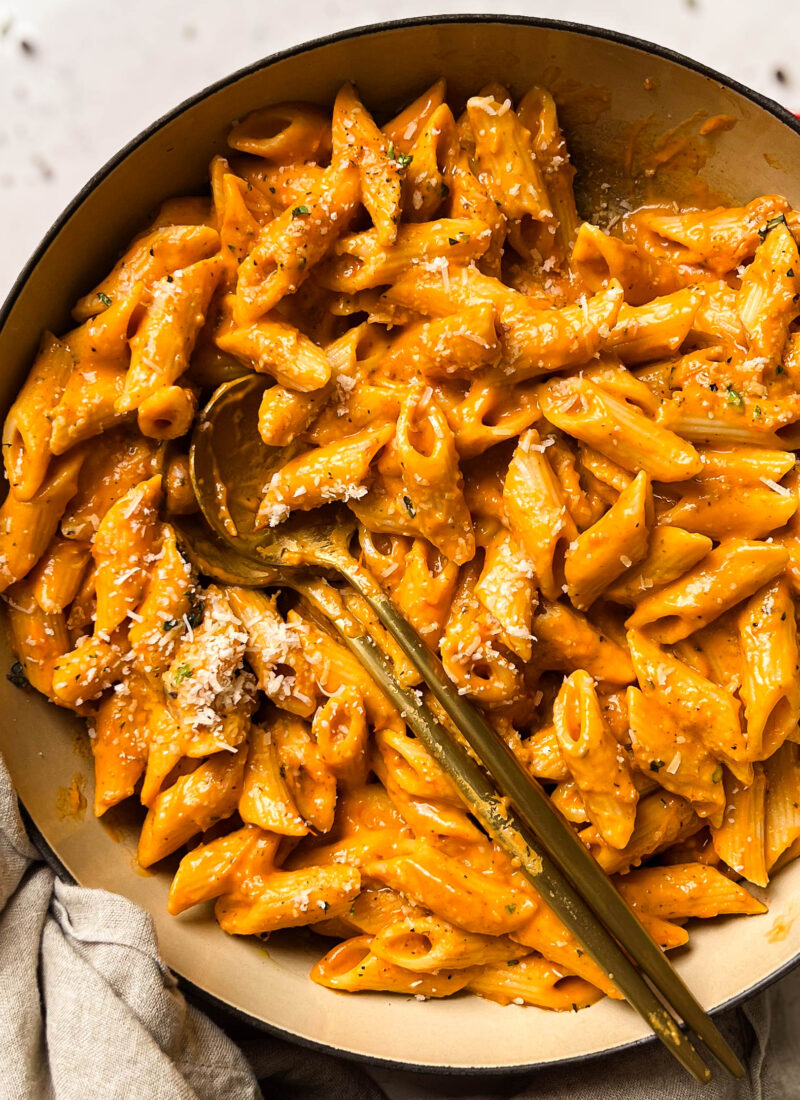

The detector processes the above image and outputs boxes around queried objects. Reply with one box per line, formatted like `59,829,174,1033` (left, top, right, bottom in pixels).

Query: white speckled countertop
2,2,800,1097
0,0,799,302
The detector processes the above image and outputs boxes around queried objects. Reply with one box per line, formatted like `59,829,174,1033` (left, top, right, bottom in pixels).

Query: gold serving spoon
180,371,743,1082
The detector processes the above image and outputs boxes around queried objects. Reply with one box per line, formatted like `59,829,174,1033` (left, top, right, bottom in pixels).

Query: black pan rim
5,11,800,1077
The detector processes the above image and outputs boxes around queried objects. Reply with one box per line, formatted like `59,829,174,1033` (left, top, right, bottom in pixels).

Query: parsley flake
173,664,194,685
402,495,416,518
186,590,204,629
388,142,413,170
97,292,113,307
650,759,665,772
726,385,744,409
759,213,787,239
7,661,29,689
292,205,309,218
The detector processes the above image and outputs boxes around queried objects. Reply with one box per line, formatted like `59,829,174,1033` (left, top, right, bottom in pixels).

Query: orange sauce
56,772,87,820
767,907,798,944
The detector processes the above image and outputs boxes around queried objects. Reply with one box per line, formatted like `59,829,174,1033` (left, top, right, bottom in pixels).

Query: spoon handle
296,574,711,1084
332,556,740,1080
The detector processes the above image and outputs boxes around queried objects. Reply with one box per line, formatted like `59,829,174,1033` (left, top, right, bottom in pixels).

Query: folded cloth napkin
1,749,797,1100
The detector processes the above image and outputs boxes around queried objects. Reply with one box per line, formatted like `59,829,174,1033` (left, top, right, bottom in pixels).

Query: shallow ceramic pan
2,14,800,1075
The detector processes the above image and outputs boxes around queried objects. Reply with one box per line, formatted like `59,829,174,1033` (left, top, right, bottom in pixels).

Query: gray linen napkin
1,749,796,1100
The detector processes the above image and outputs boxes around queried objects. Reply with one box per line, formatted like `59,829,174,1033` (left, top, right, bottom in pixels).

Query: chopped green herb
754,405,763,419
7,661,29,689
173,664,194,685
506,959,519,966
439,181,450,200
505,903,516,914
712,764,724,783
162,619,179,632
650,759,665,772
788,268,795,278
186,590,204,629
388,142,413,170
759,213,787,239
777,364,786,375
97,292,112,307
291,205,309,218
402,494,416,518
726,385,744,409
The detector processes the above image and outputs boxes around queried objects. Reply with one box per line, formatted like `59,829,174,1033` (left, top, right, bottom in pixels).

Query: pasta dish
2,77,798,1010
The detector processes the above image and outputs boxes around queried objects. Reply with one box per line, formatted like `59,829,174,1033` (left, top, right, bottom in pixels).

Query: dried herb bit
402,494,416,518
186,590,204,629
759,213,788,239
505,903,516,914
712,764,724,783
291,205,309,218
754,405,763,419
387,142,413,170
7,661,29,689
97,292,113,307
439,181,450,200
726,385,744,409
173,664,194,685
162,619,179,632
650,759,665,772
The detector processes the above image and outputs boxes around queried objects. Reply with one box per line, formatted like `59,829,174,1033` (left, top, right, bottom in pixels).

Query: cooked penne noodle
218,864,361,936
565,471,651,610
584,791,701,875
737,220,800,363
118,255,223,413
311,935,472,996
765,742,800,871
5,578,71,700
29,536,91,615
659,481,797,540
468,956,602,1011
503,428,576,600
604,526,712,606
138,747,248,867
710,767,769,887
257,422,394,528
539,375,702,482
737,580,800,760
3,333,74,500
615,862,765,919
396,386,474,564
92,475,162,636
626,538,789,643
553,671,638,848
72,224,220,321
0,451,84,593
